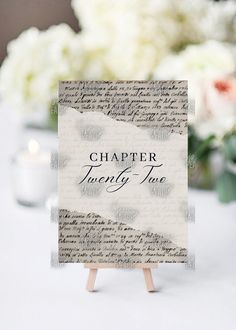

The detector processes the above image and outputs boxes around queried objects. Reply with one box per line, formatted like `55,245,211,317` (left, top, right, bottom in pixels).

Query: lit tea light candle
11,139,56,207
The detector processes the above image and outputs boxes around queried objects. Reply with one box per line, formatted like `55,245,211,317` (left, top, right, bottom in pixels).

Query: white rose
154,41,236,138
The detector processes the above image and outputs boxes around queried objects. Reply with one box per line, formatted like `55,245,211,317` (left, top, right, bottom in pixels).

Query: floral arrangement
0,0,236,202
0,25,81,111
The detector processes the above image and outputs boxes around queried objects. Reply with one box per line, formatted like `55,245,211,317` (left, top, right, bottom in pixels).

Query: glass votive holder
11,139,57,207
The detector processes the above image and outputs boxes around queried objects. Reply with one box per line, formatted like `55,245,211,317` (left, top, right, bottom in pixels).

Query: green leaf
48,100,58,131
223,134,236,162
194,134,215,161
216,170,236,203
188,126,215,163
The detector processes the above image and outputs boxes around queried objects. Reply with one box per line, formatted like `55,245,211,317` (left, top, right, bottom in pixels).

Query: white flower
155,41,236,79
0,24,83,113
71,0,236,80
203,0,236,44
78,33,114,80
71,0,213,79
154,41,236,138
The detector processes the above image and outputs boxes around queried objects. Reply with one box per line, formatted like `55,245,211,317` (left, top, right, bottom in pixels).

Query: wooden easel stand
85,263,158,292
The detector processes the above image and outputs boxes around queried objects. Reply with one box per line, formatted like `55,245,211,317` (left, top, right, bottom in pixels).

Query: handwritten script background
58,81,188,264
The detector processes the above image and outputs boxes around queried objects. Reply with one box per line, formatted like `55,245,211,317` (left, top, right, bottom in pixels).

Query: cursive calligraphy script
78,164,165,193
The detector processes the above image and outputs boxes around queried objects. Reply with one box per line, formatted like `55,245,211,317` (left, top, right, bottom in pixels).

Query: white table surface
0,107,236,330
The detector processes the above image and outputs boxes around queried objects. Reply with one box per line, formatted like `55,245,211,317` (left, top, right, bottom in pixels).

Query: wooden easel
85,263,158,292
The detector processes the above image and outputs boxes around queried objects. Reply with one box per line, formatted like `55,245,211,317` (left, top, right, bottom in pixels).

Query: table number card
58,80,188,264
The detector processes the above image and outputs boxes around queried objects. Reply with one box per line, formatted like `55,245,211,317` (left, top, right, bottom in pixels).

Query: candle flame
28,139,40,154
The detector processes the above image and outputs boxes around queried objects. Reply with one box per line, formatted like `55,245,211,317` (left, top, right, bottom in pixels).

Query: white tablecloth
0,107,236,330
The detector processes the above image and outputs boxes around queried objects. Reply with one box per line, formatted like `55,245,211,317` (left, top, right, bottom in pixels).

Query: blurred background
0,1,236,329
0,0,236,206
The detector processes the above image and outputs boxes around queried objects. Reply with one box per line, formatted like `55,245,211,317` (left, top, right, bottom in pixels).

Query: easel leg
86,268,97,292
143,268,155,292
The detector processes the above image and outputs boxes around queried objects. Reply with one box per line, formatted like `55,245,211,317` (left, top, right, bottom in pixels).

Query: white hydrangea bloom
203,0,236,43
72,0,212,79
78,33,114,79
155,41,236,79
0,24,83,113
